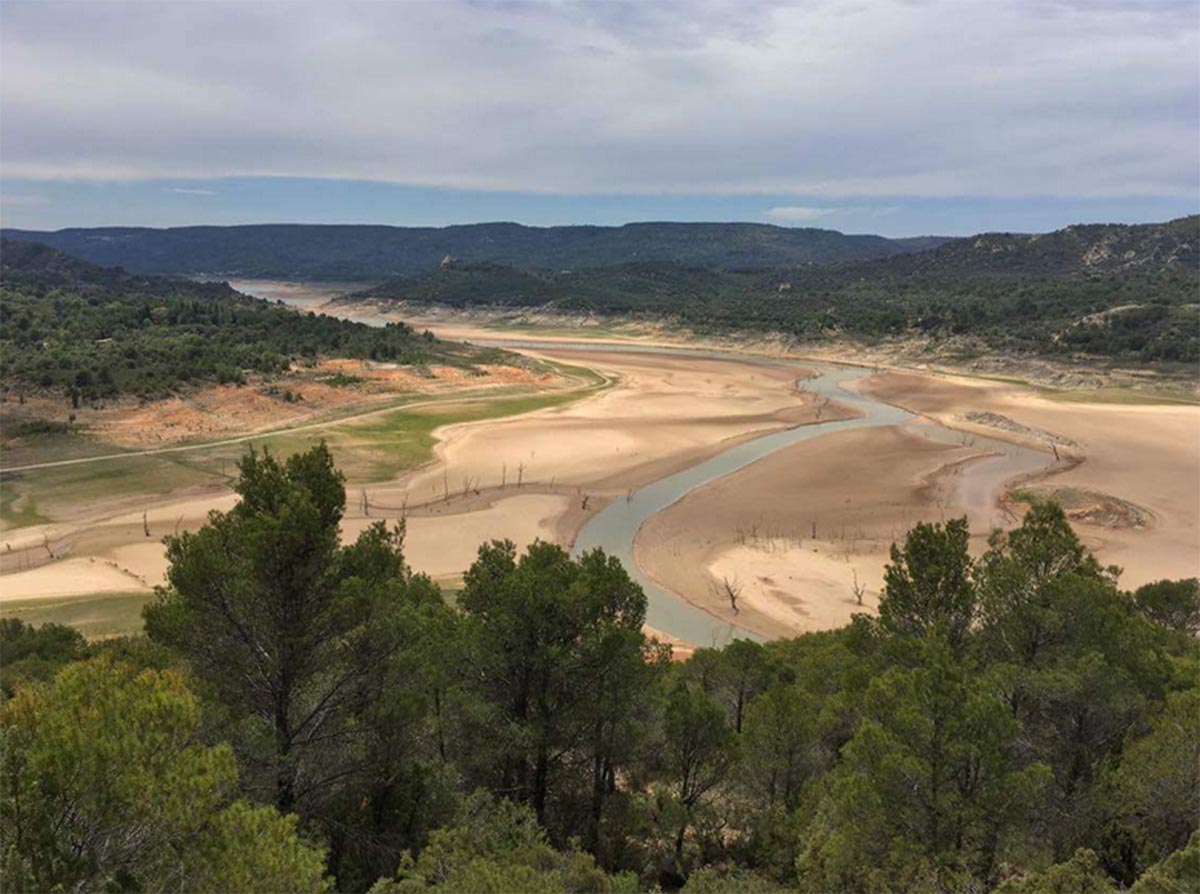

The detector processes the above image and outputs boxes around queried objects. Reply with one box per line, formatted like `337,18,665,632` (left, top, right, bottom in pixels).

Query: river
248,286,1055,647
462,340,1054,647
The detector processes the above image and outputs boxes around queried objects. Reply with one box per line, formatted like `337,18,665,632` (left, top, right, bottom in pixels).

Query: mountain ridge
0,221,947,279
351,216,1199,363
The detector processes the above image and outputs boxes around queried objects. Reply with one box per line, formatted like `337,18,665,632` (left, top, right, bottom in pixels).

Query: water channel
484,341,1054,647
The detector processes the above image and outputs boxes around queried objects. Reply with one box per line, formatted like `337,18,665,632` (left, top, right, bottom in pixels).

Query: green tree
996,848,1118,893
976,501,1107,669
797,636,1049,892
679,866,783,893
1132,831,1200,894
1132,578,1200,636
658,682,739,879
369,791,638,894
0,618,89,697
709,638,772,734
1105,688,1200,876
974,503,1175,864
0,657,329,892
457,540,652,848
739,683,821,812
145,444,428,818
878,517,975,649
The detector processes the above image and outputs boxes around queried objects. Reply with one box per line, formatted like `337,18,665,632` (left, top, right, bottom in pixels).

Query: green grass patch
0,426,136,469
0,481,48,529
252,366,606,482
0,357,610,523
0,591,152,639
1,454,213,529
2,419,75,439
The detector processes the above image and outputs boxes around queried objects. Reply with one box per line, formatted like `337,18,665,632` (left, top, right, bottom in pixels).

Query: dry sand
5,340,1194,649
859,371,1200,586
1,346,831,612
379,348,833,503
635,370,1199,641
635,425,990,639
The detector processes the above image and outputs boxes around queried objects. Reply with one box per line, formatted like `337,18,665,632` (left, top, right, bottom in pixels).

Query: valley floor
2,286,1197,649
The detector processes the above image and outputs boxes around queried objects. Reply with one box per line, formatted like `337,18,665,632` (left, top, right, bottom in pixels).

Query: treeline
0,240,487,403
2,444,1196,893
358,262,1199,364
356,216,1200,364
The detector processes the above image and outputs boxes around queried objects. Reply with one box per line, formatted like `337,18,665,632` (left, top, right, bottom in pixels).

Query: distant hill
0,236,239,300
845,216,1199,279
355,216,1200,363
0,240,485,402
0,222,946,279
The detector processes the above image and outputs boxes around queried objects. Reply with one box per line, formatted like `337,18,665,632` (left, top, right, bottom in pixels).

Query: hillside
0,221,945,279
0,239,488,403
354,216,1200,363
839,215,1199,279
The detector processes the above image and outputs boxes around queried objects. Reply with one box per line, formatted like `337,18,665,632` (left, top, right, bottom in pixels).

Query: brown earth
0,347,840,622
634,425,993,639
1,359,555,451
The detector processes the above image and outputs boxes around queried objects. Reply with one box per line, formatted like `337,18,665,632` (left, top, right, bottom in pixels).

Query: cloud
0,0,1195,200
763,206,838,224
166,187,217,196
0,193,48,206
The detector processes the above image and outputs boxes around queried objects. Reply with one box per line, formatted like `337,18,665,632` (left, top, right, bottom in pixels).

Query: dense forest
0,223,939,279
356,217,1200,364
2,444,1196,893
0,240,492,403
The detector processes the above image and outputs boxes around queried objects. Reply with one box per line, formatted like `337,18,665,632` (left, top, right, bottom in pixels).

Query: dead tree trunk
852,569,865,606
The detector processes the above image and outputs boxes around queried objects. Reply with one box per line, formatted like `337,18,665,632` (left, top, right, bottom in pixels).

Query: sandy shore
634,370,1198,641
1,346,833,612
859,371,1200,586
4,332,1194,649
635,425,992,639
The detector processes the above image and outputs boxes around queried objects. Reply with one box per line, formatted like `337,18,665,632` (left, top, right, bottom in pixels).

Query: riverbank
0,344,836,627
5,291,1196,649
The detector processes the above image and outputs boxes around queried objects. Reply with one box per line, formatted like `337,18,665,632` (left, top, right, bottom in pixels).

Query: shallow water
260,301,1054,646
507,344,1052,646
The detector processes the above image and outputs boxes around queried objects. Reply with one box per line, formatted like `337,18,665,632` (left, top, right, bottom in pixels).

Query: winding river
251,284,1056,647
483,341,1055,647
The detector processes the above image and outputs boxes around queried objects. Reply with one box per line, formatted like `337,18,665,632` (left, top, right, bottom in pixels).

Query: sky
1,0,1197,237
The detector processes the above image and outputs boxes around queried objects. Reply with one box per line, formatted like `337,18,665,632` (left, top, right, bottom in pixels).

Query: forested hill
844,215,1199,279
356,216,1200,363
0,221,943,279
0,239,482,402
0,235,240,301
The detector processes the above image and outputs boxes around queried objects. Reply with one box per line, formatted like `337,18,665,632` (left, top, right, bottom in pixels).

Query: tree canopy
2,449,1195,894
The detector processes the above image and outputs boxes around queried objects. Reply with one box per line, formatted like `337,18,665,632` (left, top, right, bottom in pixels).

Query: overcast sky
1,0,1196,235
